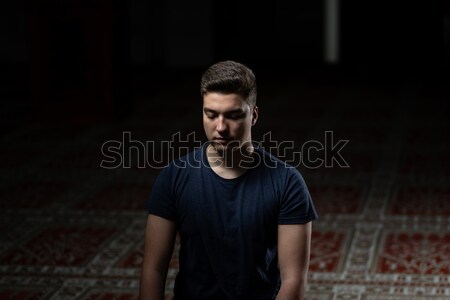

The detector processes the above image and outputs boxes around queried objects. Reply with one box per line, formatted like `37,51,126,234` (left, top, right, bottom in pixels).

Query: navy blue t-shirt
145,144,318,300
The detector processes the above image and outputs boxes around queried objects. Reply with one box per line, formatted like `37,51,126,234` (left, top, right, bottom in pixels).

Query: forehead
203,92,249,111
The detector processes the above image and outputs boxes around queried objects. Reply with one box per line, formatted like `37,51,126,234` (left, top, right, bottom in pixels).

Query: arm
139,214,177,300
276,222,312,300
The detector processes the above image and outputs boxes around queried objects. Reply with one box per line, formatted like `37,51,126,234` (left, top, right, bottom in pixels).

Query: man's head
200,60,257,108
201,61,258,153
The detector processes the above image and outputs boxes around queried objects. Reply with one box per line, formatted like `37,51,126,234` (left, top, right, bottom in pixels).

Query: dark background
0,3,449,297
0,0,448,130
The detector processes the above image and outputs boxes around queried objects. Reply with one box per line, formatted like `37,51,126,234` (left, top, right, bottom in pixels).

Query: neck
207,141,254,170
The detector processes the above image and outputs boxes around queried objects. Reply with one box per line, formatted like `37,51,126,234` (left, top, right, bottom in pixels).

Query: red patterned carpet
1,73,449,300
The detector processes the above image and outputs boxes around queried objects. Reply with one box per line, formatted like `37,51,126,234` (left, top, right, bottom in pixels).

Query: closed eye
203,108,246,120
205,113,217,119
226,112,246,120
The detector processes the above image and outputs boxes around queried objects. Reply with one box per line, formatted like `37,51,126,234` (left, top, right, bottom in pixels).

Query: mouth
213,137,232,144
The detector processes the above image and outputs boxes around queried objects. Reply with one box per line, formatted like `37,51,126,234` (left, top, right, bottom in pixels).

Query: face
203,92,258,153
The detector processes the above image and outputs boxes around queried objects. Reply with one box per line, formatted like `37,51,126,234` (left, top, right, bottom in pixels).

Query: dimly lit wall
0,1,448,127
341,2,444,77
0,0,28,128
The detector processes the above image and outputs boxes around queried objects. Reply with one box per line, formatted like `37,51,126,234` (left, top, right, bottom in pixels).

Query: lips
213,137,231,144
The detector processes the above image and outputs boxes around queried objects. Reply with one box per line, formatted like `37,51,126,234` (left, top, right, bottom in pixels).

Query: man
140,61,318,300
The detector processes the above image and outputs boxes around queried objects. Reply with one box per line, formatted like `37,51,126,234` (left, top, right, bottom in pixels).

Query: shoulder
156,146,204,182
254,147,308,187
151,147,203,193
164,146,203,171
254,147,301,174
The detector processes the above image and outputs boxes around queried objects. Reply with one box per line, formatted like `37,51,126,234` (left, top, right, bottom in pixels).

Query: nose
216,116,228,133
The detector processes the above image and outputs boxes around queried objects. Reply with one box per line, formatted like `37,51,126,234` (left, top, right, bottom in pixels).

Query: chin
210,142,228,152
209,142,237,155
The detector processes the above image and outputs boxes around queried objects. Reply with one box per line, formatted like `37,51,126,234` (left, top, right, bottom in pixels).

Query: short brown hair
200,60,257,107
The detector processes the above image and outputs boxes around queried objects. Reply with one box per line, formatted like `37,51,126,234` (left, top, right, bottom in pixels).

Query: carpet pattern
1,77,449,300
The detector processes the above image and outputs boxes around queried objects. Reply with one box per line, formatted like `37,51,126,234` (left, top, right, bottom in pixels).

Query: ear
251,106,258,126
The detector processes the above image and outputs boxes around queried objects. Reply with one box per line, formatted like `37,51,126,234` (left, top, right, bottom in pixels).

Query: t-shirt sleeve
278,168,318,224
144,166,177,220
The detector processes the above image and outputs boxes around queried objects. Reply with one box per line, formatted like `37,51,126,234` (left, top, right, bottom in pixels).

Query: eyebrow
203,108,245,114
